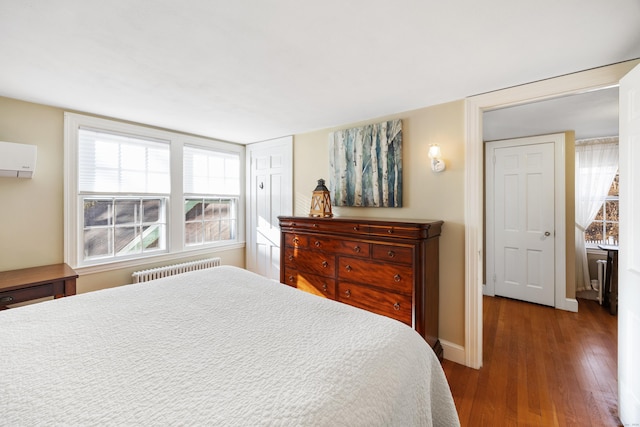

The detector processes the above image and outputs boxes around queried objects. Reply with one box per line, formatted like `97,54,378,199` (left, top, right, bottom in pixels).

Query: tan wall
0,96,244,295
293,100,466,346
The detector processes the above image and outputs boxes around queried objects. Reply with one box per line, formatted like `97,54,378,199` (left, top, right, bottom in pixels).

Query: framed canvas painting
329,119,402,207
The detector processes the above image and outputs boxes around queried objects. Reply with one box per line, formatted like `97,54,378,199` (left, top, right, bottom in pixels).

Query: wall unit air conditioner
0,141,37,178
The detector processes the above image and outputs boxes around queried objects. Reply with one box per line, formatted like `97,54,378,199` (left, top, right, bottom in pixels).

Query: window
183,145,240,247
65,113,244,270
585,172,619,246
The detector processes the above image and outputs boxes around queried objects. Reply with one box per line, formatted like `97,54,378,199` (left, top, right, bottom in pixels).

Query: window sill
71,242,245,276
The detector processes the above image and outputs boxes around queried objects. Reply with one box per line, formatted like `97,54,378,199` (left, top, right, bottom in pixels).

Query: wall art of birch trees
329,119,402,207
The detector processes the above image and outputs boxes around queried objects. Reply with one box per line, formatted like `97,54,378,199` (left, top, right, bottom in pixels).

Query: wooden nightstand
0,263,78,309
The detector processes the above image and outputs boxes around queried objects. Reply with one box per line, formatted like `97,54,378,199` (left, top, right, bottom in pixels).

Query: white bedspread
1,266,459,426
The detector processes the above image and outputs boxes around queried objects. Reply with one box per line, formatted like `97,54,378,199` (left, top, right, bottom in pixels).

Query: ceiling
1,1,639,144
483,86,620,142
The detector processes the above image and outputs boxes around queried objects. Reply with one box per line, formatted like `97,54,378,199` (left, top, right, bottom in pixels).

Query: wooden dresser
279,216,443,360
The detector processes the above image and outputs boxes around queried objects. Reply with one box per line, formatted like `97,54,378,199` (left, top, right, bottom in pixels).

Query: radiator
596,259,607,305
131,257,221,283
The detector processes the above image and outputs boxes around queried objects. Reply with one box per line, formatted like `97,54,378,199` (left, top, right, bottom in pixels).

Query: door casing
464,60,639,369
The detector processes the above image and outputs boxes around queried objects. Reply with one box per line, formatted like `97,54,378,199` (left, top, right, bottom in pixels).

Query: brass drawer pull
394,274,401,282
387,228,393,234
315,241,321,247
293,238,299,244
393,302,400,311
388,250,395,258
1,296,14,303
313,223,318,228
353,226,359,231
322,284,328,292
353,245,361,253
345,265,352,272
345,289,351,298
321,261,329,268
288,275,295,283
288,255,293,261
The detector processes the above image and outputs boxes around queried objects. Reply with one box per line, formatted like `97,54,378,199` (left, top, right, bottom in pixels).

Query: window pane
143,199,161,223
115,200,139,225
84,228,113,258
594,206,604,221
605,200,618,222
185,200,202,221
608,174,619,197
82,196,167,262
585,221,604,243
79,128,170,194
183,146,240,195
142,225,163,250
185,222,202,245
115,226,140,254
84,199,112,227
605,223,619,244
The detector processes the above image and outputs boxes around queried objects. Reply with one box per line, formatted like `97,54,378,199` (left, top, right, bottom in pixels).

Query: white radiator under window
132,257,221,283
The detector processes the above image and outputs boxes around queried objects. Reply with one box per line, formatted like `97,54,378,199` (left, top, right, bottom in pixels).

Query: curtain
575,138,618,292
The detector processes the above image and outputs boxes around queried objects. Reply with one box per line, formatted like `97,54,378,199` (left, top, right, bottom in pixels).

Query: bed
1,265,459,426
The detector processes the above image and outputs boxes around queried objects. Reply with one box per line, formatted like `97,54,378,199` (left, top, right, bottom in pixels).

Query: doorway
464,61,636,369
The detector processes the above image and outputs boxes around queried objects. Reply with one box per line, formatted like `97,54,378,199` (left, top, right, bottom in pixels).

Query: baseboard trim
441,339,466,365
562,298,579,313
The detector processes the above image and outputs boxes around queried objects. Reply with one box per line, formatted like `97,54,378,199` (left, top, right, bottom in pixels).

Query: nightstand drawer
0,283,54,306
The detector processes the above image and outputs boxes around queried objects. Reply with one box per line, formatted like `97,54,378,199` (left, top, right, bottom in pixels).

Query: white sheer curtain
575,138,618,291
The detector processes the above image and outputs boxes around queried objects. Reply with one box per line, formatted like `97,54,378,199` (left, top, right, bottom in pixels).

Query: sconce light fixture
309,178,333,217
428,144,446,173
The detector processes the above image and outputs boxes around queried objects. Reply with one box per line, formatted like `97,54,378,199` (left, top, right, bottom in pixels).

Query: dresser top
279,216,443,239
278,215,442,226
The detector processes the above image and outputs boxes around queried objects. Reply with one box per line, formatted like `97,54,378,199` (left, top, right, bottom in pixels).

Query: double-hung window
65,113,244,271
183,145,240,246
79,129,170,261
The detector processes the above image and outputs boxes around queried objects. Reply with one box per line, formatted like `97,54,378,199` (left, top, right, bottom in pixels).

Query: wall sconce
428,144,446,173
309,178,333,217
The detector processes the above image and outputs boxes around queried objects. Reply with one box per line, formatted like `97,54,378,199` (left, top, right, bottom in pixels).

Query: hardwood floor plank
442,296,621,427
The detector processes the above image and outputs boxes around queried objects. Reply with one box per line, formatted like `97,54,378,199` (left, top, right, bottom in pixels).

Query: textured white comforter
1,265,459,426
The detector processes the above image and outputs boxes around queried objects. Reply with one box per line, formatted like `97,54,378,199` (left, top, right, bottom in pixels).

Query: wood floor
442,296,619,427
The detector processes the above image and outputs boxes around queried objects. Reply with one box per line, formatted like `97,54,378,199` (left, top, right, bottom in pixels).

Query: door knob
544,231,551,236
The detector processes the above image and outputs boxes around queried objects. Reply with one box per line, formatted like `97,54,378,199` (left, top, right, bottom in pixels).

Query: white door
246,136,292,280
618,63,640,425
486,135,558,307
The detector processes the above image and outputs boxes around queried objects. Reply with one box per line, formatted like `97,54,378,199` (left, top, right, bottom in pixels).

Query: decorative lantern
309,178,333,218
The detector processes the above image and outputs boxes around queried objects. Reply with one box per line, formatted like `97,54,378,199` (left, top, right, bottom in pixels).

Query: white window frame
64,113,245,274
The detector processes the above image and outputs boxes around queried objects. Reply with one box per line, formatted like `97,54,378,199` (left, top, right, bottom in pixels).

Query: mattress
0,265,459,426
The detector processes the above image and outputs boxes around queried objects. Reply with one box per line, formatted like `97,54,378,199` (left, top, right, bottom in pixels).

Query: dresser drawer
283,233,309,248
284,219,370,235
283,268,336,298
337,282,412,325
338,257,412,294
371,244,413,265
0,283,54,306
284,249,336,277
368,224,423,239
307,236,370,257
